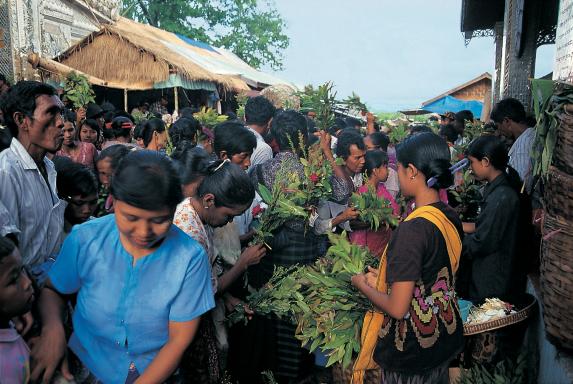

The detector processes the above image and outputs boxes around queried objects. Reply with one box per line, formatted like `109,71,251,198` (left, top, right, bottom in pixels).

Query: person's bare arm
30,280,68,383
463,222,476,234
351,271,415,319
135,319,200,384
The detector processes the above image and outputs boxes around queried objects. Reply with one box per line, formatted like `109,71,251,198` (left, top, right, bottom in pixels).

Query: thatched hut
30,17,294,111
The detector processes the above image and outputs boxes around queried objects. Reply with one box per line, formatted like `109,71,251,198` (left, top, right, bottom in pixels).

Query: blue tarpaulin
423,95,483,117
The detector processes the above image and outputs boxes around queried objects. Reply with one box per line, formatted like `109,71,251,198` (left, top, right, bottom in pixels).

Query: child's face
0,248,34,319
375,164,389,182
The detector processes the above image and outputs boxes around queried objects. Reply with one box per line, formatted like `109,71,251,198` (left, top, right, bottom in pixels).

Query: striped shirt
509,127,535,193
0,139,66,268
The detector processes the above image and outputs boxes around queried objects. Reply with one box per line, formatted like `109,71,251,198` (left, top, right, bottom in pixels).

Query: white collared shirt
509,127,535,193
247,126,273,169
0,139,66,267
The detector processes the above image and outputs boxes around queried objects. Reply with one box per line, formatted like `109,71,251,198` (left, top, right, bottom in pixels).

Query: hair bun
427,158,454,189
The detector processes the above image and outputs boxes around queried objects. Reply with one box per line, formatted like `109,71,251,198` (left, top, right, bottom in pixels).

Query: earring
204,206,209,209
410,176,415,180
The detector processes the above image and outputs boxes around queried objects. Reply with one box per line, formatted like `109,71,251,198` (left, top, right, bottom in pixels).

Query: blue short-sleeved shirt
49,215,215,383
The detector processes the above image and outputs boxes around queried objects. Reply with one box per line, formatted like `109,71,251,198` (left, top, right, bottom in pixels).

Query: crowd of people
0,79,538,384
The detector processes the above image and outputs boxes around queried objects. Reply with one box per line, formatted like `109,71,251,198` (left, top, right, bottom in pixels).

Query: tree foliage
122,0,289,70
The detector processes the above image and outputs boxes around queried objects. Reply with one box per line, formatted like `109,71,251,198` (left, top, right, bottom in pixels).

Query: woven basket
463,294,536,336
539,212,573,350
555,107,573,175
545,166,573,222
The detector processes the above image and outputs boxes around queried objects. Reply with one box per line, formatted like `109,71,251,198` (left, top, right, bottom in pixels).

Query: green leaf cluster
193,107,228,128
231,232,377,368
450,170,481,221
235,92,249,121
349,183,399,231
340,92,368,114
387,124,409,144
122,0,289,70
459,352,531,384
63,72,96,109
298,82,338,131
532,82,573,178
250,174,309,248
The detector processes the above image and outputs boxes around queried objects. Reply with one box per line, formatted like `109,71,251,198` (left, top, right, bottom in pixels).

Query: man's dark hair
455,110,474,124
0,81,56,137
367,132,390,151
409,124,432,135
245,96,276,126
180,107,198,120
490,98,526,124
335,130,365,159
214,121,256,157
439,124,459,144
327,117,348,136
270,110,308,151
345,117,363,129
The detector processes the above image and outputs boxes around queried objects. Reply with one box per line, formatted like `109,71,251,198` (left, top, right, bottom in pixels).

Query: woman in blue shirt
31,150,215,383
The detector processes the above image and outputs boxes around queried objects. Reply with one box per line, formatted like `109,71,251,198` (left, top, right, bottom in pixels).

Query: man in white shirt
491,98,535,193
0,81,66,284
245,96,276,169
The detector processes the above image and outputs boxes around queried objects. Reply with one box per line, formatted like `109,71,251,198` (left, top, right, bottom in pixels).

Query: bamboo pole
124,89,128,112
174,87,179,113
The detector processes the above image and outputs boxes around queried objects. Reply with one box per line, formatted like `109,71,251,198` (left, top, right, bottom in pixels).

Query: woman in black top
458,135,524,303
352,133,464,383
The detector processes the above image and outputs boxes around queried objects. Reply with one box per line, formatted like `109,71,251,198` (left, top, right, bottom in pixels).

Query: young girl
78,119,101,149
141,118,168,152
458,135,523,303
32,150,214,383
349,149,400,257
0,236,34,384
351,132,464,384
56,118,98,169
94,144,131,216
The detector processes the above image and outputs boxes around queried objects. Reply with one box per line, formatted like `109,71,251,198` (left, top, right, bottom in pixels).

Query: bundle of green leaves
388,124,409,144
250,177,309,249
64,72,96,109
349,183,399,231
231,232,377,368
298,82,337,131
193,107,228,128
450,169,482,221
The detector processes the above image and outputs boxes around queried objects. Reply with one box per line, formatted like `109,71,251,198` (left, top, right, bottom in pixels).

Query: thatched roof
54,17,250,91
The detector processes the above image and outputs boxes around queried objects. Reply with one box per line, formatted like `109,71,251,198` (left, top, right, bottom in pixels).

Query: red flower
252,205,264,217
310,173,320,183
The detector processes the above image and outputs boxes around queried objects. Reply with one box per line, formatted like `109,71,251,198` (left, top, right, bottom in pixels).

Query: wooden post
124,89,128,112
174,87,179,113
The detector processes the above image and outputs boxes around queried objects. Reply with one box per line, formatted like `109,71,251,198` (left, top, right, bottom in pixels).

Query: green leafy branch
349,183,399,230
64,72,96,109
231,232,377,368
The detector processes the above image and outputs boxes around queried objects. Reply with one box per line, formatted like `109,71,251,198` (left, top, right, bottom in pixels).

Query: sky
265,0,555,112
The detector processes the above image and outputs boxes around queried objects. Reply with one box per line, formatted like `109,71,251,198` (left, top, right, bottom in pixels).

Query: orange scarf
351,205,462,383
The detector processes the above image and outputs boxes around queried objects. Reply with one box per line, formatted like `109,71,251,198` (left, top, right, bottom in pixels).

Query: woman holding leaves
236,110,321,384
351,132,464,384
349,149,399,257
172,147,265,383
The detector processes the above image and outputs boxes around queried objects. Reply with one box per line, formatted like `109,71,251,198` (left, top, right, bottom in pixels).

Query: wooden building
460,0,559,107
